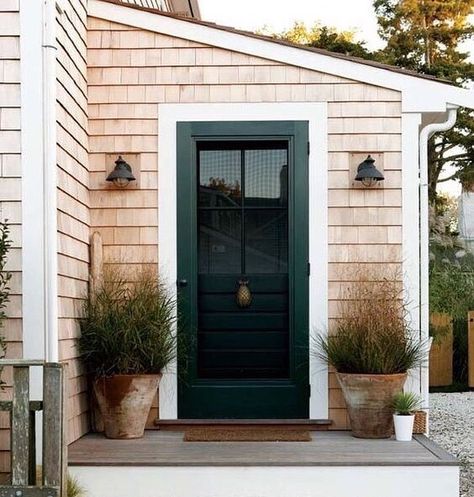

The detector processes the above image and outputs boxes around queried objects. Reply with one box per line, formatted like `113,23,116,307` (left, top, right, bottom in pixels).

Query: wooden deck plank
68,431,457,467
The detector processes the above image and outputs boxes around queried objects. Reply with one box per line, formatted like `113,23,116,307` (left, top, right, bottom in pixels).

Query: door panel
177,121,309,419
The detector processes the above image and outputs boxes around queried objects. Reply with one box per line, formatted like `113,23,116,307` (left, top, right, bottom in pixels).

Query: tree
260,21,373,59
373,0,474,200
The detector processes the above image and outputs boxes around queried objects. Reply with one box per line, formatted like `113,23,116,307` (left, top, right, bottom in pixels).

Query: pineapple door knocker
236,278,252,309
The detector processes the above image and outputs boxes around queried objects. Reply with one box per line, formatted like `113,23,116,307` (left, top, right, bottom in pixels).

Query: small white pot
393,414,415,441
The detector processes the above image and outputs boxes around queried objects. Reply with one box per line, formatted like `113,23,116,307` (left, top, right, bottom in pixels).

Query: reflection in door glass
245,148,288,207
199,210,242,274
199,149,242,207
245,210,288,273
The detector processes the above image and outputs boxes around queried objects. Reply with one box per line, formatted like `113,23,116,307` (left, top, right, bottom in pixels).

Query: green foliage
79,267,176,378
429,263,474,321
67,474,86,497
313,269,428,374
374,0,474,71
260,21,373,59
429,199,474,384
0,221,11,360
392,391,422,415
428,322,450,345
373,0,474,199
429,196,474,322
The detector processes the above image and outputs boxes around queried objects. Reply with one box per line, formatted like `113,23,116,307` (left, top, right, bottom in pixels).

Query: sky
199,0,388,50
199,0,473,198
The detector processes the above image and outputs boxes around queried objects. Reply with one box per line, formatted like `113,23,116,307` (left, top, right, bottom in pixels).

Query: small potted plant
79,266,176,439
392,392,422,441
313,268,427,439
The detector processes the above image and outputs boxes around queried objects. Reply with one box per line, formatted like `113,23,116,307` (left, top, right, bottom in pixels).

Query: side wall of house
0,0,21,474
86,17,402,431
56,1,90,443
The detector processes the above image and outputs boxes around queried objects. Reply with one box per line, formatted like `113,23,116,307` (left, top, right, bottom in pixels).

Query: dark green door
177,121,309,419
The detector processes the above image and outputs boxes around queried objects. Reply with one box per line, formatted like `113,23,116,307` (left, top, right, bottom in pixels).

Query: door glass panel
245,148,288,207
245,210,288,273
199,210,241,274
199,149,242,207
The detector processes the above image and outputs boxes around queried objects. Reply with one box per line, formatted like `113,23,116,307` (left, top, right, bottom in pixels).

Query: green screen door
177,121,309,419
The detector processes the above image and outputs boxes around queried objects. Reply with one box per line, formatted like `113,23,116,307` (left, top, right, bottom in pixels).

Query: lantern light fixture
354,155,384,188
106,156,136,188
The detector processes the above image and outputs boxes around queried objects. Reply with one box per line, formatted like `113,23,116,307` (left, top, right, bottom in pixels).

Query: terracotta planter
93,374,161,439
336,372,407,439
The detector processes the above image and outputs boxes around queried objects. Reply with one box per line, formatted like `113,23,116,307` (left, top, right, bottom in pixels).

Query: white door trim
158,102,328,420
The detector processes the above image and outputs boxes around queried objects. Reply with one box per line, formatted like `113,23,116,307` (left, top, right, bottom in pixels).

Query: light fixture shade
106,156,136,188
354,155,384,187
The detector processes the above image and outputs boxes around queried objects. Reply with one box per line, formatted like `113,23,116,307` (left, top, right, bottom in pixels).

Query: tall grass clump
314,268,427,374
79,266,176,378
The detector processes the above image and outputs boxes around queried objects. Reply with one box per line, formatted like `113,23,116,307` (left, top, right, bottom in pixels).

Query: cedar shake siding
0,0,21,474
81,16,402,437
56,0,91,443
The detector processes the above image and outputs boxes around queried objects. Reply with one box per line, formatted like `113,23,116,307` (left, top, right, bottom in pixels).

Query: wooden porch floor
68,430,457,467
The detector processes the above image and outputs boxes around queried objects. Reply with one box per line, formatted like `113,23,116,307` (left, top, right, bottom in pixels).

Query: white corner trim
89,0,474,113
158,102,328,420
20,0,58,365
20,0,46,365
43,0,59,362
401,112,422,397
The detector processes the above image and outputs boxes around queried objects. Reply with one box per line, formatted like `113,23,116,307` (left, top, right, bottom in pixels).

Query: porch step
152,418,332,431
68,432,459,497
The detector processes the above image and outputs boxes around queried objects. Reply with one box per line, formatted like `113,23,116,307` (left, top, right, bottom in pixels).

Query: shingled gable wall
78,15,403,441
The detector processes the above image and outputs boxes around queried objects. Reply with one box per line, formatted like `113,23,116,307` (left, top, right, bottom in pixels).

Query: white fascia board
89,0,474,113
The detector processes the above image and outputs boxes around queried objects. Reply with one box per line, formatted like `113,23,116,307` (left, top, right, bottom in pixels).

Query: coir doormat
183,428,311,442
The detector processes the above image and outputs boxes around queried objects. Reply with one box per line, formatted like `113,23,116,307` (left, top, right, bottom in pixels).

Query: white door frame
157,102,328,420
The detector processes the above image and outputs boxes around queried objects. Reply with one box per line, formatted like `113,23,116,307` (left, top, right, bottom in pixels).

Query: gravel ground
430,392,474,497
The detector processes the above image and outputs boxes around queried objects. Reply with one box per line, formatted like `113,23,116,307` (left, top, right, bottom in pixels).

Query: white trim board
401,112,422,397
158,102,328,420
20,1,46,365
89,0,474,113
20,0,48,463
70,465,459,497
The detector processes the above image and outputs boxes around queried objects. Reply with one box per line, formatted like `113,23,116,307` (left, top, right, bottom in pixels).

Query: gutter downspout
418,106,458,410
42,0,59,362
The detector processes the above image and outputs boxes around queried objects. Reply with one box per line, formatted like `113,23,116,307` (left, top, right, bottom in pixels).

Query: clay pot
336,372,407,439
93,374,161,439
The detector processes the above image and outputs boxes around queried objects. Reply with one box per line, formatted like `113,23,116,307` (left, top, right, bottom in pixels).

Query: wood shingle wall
56,1,90,443
0,0,21,474
84,16,403,434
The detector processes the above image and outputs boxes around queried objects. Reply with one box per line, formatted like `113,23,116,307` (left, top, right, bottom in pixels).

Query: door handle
177,279,188,287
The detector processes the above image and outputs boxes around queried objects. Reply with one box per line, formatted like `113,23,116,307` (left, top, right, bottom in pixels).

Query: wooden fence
0,360,67,497
429,313,453,387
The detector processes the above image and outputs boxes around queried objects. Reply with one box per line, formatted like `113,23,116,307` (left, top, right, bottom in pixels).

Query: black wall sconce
354,155,384,188
106,156,136,188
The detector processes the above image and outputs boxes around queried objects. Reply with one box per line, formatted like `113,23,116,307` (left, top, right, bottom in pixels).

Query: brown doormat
183,428,312,442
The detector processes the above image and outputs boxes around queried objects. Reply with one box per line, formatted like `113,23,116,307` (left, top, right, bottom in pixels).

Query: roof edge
91,0,474,112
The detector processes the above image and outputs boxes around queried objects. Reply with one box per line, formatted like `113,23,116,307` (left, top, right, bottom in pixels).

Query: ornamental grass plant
79,266,176,378
392,392,422,415
314,268,428,375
